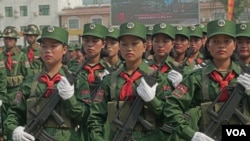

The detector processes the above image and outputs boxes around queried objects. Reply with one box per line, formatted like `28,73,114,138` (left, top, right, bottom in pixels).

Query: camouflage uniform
22,24,43,74
2,26,31,126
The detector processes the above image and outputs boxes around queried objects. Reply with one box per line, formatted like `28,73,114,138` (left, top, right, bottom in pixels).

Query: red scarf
39,73,61,98
5,52,12,71
119,71,142,101
83,64,103,83
196,58,203,64
151,64,169,73
28,48,34,62
210,71,236,102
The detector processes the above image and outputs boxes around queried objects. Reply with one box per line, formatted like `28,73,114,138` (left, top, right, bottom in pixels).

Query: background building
0,0,82,46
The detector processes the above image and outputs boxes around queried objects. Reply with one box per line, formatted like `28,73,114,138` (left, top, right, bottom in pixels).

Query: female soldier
4,26,90,141
147,22,182,88
189,25,204,63
145,25,154,61
170,25,195,76
236,22,250,66
103,27,123,73
69,43,85,72
148,22,175,74
189,25,208,70
163,19,249,141
88,21,172,141
76,23,108,100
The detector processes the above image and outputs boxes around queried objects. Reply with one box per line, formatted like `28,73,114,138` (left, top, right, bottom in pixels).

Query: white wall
0,0,82,46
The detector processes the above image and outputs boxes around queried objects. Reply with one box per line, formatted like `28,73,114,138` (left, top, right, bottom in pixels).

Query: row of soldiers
0,18,249,141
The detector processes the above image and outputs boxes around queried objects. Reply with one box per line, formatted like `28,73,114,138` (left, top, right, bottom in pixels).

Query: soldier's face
236,36,250,58
119,35,146,63
82,36,105,58
4,37,16,48
40,38,67,66
190,36,203,54
174,35,190,54
207,34,236,61
105,37,119,57
25,35,37,45
152,33,174,57
146,35,153,51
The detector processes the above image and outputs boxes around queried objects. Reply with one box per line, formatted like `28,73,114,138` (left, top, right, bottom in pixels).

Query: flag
227,0,235,21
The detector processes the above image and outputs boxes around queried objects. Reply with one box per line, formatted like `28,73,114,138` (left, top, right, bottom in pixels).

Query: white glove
237,73,250,91
136,77,158,102
57,76,74,100
191,132,215,141
101,69,110,80
12,126,35,141
0,100,2,107
193,64,203,70
167,70,183,88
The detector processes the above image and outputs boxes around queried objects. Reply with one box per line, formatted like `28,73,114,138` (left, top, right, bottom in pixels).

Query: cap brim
235,33,250,38
81,33,104,39
208,32,235,39
118,33,145,41
37,35,67,45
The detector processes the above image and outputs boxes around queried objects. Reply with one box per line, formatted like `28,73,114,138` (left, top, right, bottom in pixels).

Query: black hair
203,38,238,61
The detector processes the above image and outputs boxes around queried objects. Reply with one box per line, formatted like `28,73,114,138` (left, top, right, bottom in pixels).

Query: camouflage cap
152,22,175,39
68,44,75,51
175,25,190,39
118,21,146,41
75,43,82,50
146,25,154,36
106,27,119,39
236,22,250,38
189,25,203,38
207,19,235,39
23,24,40,35
81,23,106,39
2,26,19,39
37,26,68,45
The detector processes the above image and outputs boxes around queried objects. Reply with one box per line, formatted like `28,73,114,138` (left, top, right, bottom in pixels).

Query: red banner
227,0,235,21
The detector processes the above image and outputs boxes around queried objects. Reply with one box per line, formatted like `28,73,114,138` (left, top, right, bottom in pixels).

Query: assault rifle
24,62,85,141
111,60,161,141
112,72,157,141
204,70,250,140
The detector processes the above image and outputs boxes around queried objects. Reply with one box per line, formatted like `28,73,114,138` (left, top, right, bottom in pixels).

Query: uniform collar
120,60,150,75
40,65,68,77
204,61,241,75
4,47,19,55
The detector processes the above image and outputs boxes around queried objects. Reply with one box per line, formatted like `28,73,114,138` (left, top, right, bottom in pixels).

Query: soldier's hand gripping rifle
24,60,87,141
112,66,160,141
204,68,250,140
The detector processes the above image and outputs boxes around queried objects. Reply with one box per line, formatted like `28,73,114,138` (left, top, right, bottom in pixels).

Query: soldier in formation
4,26,89,141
